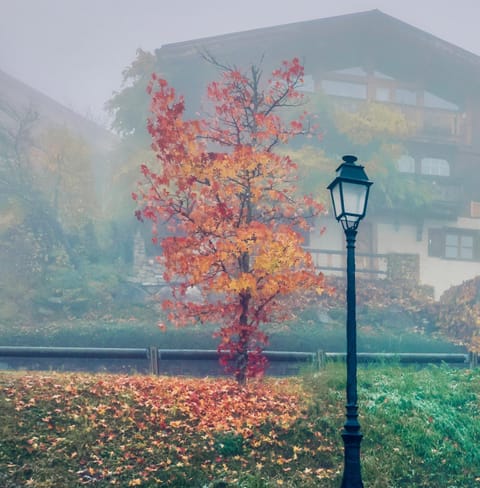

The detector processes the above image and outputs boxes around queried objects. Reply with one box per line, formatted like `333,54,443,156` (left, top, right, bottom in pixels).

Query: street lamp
327,155,373,488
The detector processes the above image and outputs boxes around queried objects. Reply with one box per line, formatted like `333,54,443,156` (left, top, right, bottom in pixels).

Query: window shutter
470,201,480,218
428,228,444,257
474,233,480,261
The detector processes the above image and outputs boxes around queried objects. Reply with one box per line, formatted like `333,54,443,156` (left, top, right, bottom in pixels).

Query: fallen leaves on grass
0,372,337,486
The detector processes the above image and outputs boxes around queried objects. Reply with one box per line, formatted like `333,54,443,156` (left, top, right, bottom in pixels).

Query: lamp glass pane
330,182,343,219
342,181,367,216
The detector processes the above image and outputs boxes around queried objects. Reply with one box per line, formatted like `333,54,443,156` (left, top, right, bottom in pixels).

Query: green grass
0,364,479,487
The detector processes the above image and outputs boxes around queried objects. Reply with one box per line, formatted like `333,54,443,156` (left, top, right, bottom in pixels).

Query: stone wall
129,232,165,285
386,253,420,285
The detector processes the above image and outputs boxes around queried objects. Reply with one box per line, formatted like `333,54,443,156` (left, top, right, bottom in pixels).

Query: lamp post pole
341,226,363,488
327,155,372,488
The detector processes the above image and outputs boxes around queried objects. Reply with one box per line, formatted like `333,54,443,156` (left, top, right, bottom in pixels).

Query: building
0,68,117,205
153,9,480,299
0,69,116,152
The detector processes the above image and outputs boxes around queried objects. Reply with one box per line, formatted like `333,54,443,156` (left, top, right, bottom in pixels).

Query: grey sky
1,0,479,126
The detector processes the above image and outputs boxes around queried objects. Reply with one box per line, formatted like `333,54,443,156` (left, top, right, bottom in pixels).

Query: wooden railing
0,347,476,376
306,248,388,277
330,98,471,145
318,351,474,367
410,106,470,145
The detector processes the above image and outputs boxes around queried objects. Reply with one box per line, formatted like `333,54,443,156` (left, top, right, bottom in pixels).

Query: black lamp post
327,155,373,488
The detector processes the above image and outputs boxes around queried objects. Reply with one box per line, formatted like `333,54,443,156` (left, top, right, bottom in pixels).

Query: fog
0,0,477,369
1,6,478,486
1,0,480,125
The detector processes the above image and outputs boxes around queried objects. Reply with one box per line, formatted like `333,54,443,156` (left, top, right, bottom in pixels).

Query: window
321,80,367,99
428,228,479,261
420,157,450,176
396,155,451,176
424,91,459,111
397,155,415,173
445,233,473,259
395,88,417,106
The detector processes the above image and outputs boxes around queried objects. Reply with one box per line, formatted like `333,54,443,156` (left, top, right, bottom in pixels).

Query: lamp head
327,155,373,231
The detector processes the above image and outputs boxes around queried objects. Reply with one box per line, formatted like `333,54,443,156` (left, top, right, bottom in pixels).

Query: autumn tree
0,102,71,262
330,101,434,211
36,126,97,233
0,100,116,321
134,58,326,383
0,100,102,263
287,95,433,215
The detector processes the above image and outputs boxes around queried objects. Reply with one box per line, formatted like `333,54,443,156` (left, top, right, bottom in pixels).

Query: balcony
398,106,470,146
421,176,464,218
306,248,388,278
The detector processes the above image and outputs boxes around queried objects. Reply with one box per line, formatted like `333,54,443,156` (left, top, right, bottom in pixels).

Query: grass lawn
0,364,479,487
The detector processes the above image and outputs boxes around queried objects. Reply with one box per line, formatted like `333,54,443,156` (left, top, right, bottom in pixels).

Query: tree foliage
290,94,433,214
0,101,98,254
0,100,111,322
134,58,327,382
0,103,71,286
105,49,157,142
333,101,412,145
35,126,97,232
104,49,161,225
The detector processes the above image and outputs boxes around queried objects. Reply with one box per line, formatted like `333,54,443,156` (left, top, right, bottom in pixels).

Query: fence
306,248,388,277
0,347,477,376
317,351,475,368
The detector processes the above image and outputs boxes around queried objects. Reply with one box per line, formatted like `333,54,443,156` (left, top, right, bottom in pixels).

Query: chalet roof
156,9,480,100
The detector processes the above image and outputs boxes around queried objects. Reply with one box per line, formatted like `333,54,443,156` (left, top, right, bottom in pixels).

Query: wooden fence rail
319,352,473,368
306,247,388,276
0,346,148,360
0,347,477,375
0,347,317,375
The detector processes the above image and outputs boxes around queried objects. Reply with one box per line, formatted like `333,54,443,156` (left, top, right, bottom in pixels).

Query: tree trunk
235,291,250,385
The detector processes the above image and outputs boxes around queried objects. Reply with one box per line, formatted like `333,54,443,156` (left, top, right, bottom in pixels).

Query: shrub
437,276,480,352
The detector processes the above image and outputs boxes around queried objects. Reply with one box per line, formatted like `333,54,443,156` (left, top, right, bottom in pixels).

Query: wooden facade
154,9,480,298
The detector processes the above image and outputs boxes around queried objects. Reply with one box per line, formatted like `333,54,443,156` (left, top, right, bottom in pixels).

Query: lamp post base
341,429,363,488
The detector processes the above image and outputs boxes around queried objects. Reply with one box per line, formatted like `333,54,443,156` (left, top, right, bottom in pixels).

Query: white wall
368,221,480,298
309,217,480,300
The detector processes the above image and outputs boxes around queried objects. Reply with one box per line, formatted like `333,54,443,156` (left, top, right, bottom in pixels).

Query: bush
437,276,480,352
0,313,461,355
33,261,126,319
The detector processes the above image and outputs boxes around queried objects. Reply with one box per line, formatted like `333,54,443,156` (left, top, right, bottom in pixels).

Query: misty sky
1,0,479,127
